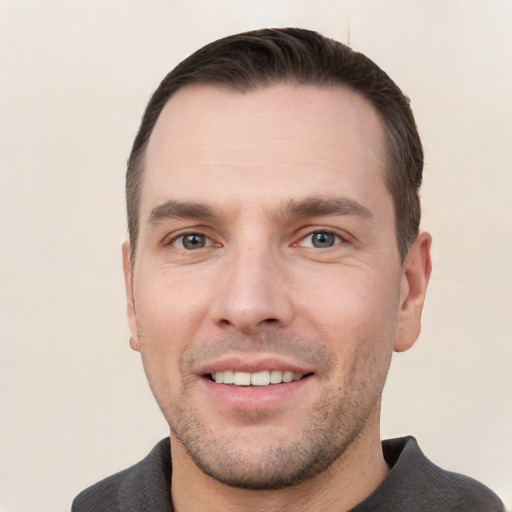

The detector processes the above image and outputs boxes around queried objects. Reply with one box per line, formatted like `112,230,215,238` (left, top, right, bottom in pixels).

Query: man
72,28,505,511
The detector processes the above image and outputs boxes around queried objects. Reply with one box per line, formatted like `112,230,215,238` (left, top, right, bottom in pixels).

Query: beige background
1,1,511,511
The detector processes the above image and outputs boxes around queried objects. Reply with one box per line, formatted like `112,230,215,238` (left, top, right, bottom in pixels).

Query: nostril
263,318,278,323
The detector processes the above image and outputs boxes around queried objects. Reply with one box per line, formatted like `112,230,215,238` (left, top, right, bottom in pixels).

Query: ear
394,232,432,352
122,241,140,352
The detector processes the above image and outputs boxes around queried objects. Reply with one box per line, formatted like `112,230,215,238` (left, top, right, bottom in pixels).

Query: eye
299,231,342,249
172,233,212,250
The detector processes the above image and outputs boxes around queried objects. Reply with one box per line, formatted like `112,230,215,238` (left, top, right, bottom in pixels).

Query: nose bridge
213,235,293,333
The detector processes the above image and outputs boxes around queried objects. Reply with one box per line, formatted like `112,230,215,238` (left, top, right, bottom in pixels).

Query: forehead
142,83,389,216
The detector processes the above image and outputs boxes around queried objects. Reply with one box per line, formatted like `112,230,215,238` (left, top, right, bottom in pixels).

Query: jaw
168,397,388,512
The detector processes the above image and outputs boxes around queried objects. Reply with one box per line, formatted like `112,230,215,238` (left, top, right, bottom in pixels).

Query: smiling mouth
208,370,313,386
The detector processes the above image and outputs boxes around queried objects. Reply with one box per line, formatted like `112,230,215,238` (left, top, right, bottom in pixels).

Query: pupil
183,234,205,249
312,232,334,248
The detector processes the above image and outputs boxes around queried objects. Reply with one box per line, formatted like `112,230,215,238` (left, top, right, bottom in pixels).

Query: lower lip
200,375,313,411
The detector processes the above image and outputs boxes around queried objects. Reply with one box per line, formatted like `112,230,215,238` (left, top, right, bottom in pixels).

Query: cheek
299,267,400,325
134,268,210,338
295,267,401,364
132,275,206,386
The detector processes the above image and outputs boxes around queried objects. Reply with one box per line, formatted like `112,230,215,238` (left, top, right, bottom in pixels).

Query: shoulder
354,437,505,511
71,466,132,512
71,438,172,512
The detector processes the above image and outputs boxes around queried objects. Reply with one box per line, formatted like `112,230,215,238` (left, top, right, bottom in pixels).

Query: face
123,84,430,489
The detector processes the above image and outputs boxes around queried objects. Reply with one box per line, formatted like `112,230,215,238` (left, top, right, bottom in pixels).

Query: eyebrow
147,195,373,226
273,196,373,221
148,199,216,225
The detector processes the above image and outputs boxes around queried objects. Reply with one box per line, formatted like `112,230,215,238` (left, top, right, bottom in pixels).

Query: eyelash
295,228,345,248
165,231,217,250
164,227,346,251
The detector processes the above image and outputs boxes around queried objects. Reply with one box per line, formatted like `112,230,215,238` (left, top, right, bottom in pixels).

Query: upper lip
193,354,316,376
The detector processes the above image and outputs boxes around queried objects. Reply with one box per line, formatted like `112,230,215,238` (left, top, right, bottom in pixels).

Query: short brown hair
127,28,423,263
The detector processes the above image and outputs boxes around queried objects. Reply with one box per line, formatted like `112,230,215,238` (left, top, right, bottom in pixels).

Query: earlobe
129,336,140,351
122,241,140,352
394,232,432,353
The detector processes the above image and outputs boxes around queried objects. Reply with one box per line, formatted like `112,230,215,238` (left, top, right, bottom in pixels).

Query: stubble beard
154,334,392,491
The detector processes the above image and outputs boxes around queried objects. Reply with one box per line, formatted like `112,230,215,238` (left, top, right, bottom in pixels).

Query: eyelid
175,234,212,250
161,227,221,249
294,227,348,247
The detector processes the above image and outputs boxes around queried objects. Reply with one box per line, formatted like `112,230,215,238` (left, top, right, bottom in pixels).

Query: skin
123,83,432,512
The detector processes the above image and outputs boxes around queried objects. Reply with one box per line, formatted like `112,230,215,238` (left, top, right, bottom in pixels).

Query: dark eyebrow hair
274,196,373,221
147,196,373,227
148,199,216,225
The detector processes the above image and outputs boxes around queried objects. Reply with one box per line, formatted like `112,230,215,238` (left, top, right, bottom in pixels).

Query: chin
170,403,366,490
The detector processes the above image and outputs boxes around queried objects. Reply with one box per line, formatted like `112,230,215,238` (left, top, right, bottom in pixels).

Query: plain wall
0,1,510,510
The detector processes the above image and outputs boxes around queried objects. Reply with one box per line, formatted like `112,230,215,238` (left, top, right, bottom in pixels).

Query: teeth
251,371,270,386
282,371,294,383
270,370,283,384
213,370,304,386
223,370,234,384
233,372,251,385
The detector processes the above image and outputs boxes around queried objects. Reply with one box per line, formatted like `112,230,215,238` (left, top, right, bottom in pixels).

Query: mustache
181,331,332,371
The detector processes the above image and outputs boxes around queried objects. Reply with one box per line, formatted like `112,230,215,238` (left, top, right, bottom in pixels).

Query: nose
211,243,295,335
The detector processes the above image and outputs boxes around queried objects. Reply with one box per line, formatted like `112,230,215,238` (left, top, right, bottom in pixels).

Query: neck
169,409,389,512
